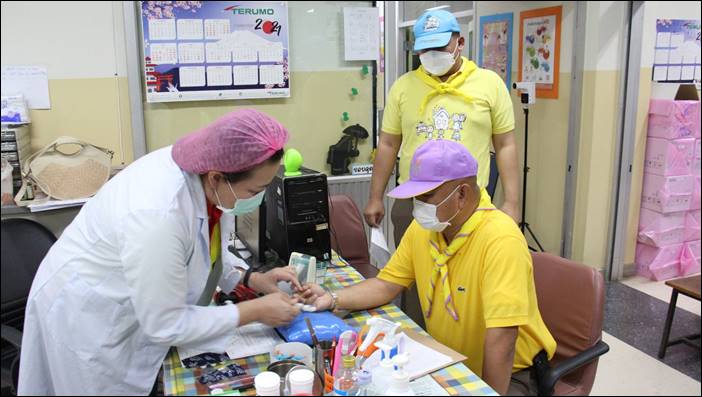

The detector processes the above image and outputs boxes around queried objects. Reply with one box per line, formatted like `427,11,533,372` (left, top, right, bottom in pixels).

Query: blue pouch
276,312,356,345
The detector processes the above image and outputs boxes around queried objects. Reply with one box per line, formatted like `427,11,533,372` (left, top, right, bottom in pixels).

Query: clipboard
402,328,468,380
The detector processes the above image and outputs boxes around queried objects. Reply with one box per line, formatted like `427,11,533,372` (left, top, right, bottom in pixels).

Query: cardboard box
685,210,701,242
680,240,701,276
638,208,686,247
644,137,695,177
648,99,700,140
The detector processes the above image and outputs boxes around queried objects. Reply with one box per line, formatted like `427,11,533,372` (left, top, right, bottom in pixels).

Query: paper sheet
1,65,51,109
28,198,89,212
362,332,453,380
410,375,450,396
370,227,391,268
343,7,380,60
225,322,283,360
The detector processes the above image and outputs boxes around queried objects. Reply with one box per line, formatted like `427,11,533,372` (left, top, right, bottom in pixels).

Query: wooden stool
658,274,701,358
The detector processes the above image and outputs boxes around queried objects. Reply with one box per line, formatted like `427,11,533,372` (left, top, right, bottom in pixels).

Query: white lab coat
18,146,248,395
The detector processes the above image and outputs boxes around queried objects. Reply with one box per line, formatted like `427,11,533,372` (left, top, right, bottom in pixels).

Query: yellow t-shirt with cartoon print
382,57,515,186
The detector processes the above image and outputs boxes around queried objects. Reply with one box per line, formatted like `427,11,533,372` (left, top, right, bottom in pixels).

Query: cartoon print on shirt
432,107,450,139
452,113,467,141
417,107,468,141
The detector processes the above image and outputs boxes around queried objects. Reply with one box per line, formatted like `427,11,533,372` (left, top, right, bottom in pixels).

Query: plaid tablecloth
163,256,497,396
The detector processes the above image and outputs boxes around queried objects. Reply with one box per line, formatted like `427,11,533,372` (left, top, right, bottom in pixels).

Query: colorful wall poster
518,6,561,99
479,13,513,89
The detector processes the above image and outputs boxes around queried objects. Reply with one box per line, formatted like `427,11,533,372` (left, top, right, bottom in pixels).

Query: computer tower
265,166,331,263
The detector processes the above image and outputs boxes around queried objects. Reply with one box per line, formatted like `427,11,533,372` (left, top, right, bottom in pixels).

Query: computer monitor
234,202,266,265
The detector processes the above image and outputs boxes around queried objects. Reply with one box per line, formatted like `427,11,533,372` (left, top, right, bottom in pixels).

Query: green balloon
283,148,303,176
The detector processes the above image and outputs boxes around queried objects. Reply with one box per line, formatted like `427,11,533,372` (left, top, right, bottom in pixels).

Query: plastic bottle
354,369,373,396
384,353,414,396
333,355,358,396
370,334,397,393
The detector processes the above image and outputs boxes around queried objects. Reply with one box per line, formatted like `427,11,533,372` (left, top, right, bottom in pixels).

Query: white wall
1,1,127,79
584,1,629,71
288,1,373,72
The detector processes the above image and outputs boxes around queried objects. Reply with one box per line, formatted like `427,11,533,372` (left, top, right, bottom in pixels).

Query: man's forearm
369,134,401,201
495,138,520,205
335,278,404,312
482,327,518,395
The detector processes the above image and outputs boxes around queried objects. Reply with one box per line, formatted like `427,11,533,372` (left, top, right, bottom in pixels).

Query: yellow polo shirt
382,57,515,187
377,210,556,376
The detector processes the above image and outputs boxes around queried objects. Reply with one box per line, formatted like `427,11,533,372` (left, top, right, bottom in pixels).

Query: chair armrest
539,340,610,396
1,324,23,349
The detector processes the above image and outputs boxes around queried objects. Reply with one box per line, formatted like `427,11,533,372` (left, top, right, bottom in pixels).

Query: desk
163,256,497,396
658,275,701,358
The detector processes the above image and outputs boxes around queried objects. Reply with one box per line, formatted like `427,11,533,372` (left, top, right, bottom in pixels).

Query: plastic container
333,355,358,396
255,371,281,396
287,368,315,396
384,354,414,396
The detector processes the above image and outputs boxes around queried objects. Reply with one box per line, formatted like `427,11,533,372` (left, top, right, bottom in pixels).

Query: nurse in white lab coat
18,109,303,395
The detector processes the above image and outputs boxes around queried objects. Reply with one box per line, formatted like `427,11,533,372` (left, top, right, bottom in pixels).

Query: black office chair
487,151,499,198
1,219,56,395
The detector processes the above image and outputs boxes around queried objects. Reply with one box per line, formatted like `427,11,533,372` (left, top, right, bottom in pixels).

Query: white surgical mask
412,185,464,232
419,43,460,76
213,180,265,216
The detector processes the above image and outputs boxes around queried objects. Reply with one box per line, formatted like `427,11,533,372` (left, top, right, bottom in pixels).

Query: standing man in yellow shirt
302,140,556,396
364,9,520,243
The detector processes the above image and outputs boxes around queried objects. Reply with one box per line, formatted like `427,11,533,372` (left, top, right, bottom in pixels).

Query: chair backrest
1,218,56,330
328,195,376,278
531,252,605,395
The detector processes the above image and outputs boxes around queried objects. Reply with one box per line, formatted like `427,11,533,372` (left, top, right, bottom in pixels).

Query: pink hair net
172,109,289,174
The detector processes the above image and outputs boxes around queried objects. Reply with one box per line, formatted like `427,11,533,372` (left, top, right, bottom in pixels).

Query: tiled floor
591,274,701,395
591,332,701,396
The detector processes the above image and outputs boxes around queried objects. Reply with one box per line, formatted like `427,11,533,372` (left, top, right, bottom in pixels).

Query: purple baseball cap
388,140,478,199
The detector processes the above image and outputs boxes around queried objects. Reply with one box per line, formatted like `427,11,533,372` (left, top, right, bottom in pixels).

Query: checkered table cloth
163,255,497,396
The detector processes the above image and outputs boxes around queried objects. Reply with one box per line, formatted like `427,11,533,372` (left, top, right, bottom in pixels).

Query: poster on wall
653,19,701,82
140,1,289,103
479,13,513,89
518,6,561,99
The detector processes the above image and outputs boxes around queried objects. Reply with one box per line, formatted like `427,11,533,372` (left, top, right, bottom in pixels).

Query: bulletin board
140,1,290,103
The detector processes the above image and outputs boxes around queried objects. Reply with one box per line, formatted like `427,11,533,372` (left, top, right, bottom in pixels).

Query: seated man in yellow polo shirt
300,139,556,395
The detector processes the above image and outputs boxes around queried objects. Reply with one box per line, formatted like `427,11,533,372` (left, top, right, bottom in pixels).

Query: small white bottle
384,354,414,396
371,338,396,393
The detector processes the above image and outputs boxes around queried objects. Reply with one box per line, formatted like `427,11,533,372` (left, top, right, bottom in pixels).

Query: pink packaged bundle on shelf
638,208,686,247
685,210,701,242
647,99,701,140
692,176,701,210
694,140,701,176
644,137,695,176
636,243,683,281
680,240,701,276
641,173,694,213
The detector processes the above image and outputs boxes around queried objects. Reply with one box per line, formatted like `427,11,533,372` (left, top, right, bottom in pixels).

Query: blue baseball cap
413,10,461,52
